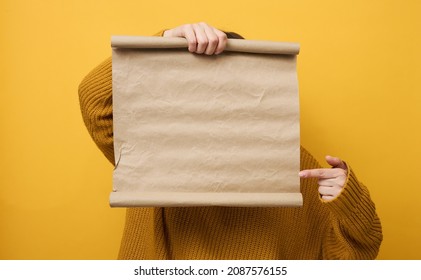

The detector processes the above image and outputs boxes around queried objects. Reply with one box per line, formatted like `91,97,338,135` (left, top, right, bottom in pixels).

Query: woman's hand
299,156,348,201
163,22,228,55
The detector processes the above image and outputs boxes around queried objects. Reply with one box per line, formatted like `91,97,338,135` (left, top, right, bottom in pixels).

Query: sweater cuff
322,167,373,220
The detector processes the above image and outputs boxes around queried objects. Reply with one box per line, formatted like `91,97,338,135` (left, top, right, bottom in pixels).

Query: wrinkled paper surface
111,36,302,207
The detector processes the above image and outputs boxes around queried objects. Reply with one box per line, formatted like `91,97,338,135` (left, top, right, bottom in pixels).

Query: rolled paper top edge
109,191,303,207
111,35,300,55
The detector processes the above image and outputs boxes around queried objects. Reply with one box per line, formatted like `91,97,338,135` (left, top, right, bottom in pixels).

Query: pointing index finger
299,168,337,179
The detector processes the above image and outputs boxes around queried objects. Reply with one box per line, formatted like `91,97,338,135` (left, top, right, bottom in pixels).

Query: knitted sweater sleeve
301,148,383,259
323,168,383,259
78,57,115,165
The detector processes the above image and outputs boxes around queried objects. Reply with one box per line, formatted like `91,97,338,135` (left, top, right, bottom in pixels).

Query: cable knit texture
78,50,382,260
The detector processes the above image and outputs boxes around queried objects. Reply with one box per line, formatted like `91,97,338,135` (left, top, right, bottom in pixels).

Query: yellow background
1,0,420,259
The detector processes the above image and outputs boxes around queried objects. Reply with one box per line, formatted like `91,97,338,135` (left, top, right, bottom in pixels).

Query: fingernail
298,171,305,177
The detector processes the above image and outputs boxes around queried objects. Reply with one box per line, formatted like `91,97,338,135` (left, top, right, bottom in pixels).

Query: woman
78,22,382,259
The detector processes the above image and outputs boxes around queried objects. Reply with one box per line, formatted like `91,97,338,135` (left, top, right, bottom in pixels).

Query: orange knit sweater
78,57,382,260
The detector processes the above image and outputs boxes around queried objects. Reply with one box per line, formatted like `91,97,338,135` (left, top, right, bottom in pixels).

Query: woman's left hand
299,156,348,201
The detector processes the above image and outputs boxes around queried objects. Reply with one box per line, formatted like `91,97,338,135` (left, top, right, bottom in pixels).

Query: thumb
325,155,347,170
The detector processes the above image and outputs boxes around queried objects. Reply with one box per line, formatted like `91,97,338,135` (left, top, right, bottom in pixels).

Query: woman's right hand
163,22,228,55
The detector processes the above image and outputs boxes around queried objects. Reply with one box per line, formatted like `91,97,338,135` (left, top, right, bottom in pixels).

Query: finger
201,23,219,55
318,178,338,188
318,186,337,196
320,187,342,200
321,195,335,201
325,155,347,170
299,168,343,179
318,177,346,188
164,24,198,52
192,23,208,54
213,28,228,54
181,24,198,53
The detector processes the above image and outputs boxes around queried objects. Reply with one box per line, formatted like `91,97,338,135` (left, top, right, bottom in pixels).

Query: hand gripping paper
111,36,302,207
